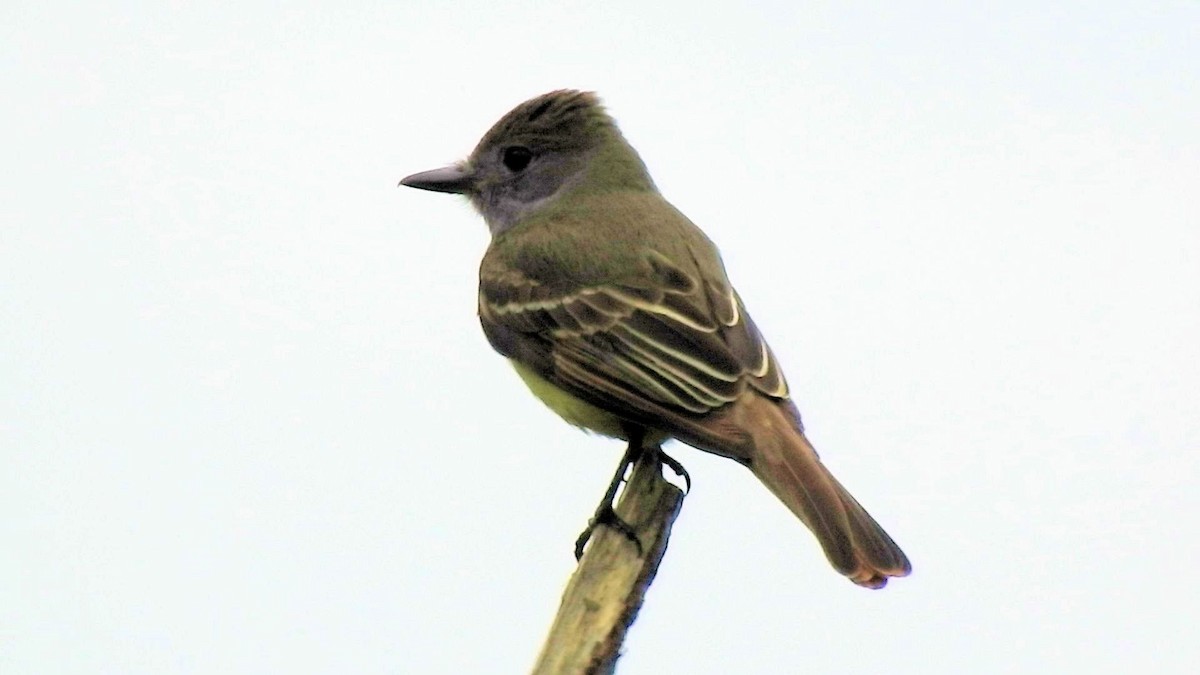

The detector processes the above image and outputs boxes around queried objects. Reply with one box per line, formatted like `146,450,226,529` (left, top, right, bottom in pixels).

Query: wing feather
478,250,789,419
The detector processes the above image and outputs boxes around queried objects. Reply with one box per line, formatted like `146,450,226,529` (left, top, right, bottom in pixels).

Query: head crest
472,90,612,156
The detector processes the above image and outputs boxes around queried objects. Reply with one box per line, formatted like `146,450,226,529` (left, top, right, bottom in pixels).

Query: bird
399,90,911,588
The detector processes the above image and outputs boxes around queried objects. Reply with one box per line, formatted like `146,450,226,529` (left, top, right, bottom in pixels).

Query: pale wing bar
482,268,788,415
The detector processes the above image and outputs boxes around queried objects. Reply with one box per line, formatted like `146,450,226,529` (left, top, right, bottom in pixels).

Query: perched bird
400,90,910,588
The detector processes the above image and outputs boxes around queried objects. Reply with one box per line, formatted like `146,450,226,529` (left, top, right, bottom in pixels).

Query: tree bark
531,450,685,675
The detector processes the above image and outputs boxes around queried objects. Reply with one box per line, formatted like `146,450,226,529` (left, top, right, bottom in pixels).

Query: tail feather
826,472,912,582
745,400,911,588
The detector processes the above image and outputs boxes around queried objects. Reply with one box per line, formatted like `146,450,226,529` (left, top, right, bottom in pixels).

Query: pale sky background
3,2,1198,674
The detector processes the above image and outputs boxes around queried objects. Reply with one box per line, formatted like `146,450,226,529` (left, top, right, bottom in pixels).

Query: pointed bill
399,165,474,194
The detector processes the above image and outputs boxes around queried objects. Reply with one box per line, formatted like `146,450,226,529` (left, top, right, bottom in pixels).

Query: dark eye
502,146,533,172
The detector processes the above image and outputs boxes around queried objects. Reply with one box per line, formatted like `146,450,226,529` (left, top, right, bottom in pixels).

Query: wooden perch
531,449,685,675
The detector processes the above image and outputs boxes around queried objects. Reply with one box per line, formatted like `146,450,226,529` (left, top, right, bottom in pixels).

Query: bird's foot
574,503,644,560
573,434,647,560
657,449,691,494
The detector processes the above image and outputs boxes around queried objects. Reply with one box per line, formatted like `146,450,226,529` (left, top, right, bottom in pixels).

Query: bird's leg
574,432,646,560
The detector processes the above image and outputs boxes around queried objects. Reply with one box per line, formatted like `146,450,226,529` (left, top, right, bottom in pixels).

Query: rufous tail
747,401,911,589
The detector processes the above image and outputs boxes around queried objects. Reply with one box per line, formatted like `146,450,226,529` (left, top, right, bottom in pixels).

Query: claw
657,450,691,494
574,505,644,560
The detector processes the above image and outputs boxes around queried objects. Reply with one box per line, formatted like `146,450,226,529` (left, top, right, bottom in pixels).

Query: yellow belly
510,360,631,439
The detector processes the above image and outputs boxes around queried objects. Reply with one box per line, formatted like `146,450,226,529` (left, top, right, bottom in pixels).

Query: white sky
3,2,1198,673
